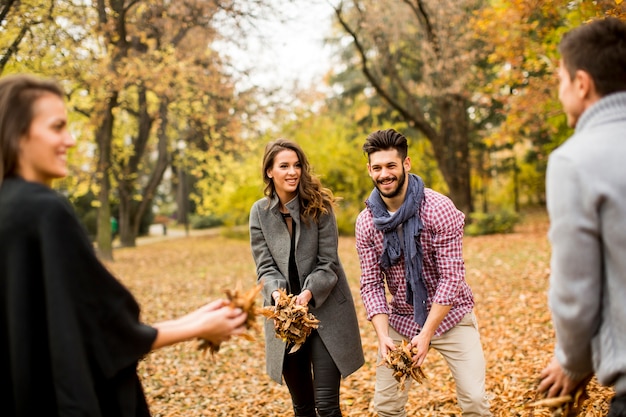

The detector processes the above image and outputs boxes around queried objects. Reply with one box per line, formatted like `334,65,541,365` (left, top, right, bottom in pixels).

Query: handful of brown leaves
380,340,427,390
259,288,320,354
526,375,593,417
197,282,262,355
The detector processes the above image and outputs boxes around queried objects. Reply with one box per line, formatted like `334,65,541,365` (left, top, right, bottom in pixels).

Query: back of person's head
559,17,626,97
363,128,409,161
0,74,64,186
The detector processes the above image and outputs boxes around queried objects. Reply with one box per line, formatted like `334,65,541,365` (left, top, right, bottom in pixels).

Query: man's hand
378,334,397,358
409,332,432,367
538,357,578,397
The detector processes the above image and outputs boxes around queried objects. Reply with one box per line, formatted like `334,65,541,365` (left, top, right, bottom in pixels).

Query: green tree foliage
3,0,624,248
0,0,276,258
205,82,449,235
0,0,52,74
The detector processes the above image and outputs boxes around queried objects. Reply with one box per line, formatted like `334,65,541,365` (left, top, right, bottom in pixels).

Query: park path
132,224,244,246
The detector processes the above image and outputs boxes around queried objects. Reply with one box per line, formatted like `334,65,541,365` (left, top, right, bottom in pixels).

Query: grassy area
105,208,612,416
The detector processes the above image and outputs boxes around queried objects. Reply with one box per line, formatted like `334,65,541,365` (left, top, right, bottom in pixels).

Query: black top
0,177,158,416
282,213,301,295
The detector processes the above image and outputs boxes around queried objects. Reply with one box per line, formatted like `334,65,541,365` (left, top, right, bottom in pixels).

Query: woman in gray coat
249,139,364,417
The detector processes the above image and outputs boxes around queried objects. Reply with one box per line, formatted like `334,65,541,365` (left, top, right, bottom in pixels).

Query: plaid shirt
356,188,474,338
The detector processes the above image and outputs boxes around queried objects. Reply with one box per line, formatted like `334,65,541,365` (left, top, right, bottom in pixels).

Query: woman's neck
277,192,297,212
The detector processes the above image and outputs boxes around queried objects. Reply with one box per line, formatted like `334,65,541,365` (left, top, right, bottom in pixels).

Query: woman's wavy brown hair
262,138,336,224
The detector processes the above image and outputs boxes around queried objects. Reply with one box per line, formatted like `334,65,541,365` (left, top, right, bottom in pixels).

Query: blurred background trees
1,0,624,257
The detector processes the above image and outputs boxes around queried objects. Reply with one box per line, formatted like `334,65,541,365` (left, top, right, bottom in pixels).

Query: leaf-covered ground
105,209,613,416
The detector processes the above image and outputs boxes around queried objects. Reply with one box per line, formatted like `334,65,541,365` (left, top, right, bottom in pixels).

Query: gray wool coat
249,195,364,384
546,92,626,394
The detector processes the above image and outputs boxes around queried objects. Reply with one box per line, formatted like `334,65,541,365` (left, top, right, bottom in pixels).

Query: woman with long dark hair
249,138,364,417
0,73,247,416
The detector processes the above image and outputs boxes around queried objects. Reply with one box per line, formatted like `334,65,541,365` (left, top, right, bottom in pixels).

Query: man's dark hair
362,128,408,161
559,17,626,97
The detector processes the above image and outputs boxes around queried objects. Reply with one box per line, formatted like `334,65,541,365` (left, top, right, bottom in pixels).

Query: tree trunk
131,100,172,243
176,166,190,235
430,94,473,215
118,186,134,247
117,86,155,247
95,92,118,261
115,99,171,247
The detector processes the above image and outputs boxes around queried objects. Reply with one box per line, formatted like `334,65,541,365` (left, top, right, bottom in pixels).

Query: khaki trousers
374,312,492,417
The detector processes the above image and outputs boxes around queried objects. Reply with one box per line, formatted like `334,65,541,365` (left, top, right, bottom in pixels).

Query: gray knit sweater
546,91,626,394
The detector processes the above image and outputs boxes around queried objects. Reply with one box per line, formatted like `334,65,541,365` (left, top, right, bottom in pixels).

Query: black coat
0,177,157,416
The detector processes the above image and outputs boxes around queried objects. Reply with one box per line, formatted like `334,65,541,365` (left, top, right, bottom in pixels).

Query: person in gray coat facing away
249,139,364,417
537,17,626,417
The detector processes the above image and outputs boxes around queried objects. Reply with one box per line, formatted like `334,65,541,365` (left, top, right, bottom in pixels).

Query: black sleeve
39,196,157,380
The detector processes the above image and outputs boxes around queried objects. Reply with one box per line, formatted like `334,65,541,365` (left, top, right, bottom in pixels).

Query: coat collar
269,193,300,220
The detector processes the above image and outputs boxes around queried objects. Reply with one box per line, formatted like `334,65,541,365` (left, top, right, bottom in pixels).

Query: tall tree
472,0,619,207
109,2,230,247
88,0,275,253
333,0,487,214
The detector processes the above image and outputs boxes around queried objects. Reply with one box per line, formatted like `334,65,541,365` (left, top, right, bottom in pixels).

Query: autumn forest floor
105,208,613,417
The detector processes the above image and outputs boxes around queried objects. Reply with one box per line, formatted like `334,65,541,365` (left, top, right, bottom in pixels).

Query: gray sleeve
249,202,287,305
546,153,600,379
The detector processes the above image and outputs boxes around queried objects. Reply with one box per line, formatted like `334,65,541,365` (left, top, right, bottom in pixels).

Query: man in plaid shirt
355,129,491,416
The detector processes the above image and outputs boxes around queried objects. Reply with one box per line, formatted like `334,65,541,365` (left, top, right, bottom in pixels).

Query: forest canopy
1,0,624,256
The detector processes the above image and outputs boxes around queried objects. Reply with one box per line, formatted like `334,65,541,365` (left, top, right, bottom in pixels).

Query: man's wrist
562,367,591,383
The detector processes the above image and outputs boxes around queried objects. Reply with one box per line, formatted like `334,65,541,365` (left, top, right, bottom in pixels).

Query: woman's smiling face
267,149,301,202
17,93,75,186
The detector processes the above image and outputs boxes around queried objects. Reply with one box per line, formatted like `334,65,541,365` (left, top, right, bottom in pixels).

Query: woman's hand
295,289,312,306
194,304,248,346
151,300,247,350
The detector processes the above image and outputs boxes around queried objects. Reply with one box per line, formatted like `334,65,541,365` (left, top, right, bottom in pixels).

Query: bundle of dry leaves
197,282,263,355
526,375,593,417
380,340,427,390
259,288,320,354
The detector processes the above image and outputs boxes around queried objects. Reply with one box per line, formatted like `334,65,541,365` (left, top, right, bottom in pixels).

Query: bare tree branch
0,26,27,72
402,0,441,60
333,2,437,138
0,1,53,73
0,0,18,24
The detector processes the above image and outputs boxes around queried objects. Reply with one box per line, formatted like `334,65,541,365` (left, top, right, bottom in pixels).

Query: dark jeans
282,331,342,417
608,393,626,417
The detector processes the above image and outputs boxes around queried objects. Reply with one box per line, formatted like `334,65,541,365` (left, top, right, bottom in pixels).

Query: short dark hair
0,74,64,186
362,128,408,161
559,17,626,97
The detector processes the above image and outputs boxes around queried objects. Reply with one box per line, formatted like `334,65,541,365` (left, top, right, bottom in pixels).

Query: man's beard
374,167,406,199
